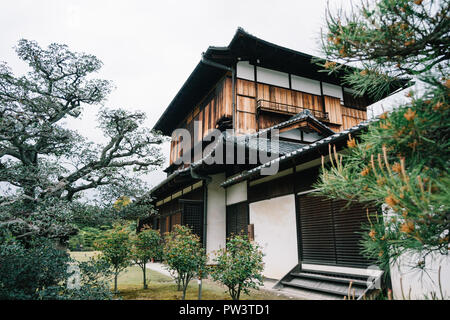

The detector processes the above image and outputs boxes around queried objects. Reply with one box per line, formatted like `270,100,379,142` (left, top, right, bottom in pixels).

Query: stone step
290,271,369,287
281,277,366,298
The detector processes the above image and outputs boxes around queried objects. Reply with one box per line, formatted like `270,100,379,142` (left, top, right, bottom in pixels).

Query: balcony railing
256,99,329,121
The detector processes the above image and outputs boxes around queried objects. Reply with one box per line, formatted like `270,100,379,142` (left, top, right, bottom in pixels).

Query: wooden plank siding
236,78,256,97
156,186,204,235
169,76,369,164
236,95,256,113
343,90,370,110
341,106,367,130
256,82,323,113
235,79,257,135
235,79,326,132
236,94,257,135
170,76,233,164
324,96,343,125
257,113,291,131
247,166,319,203
248,174,295,203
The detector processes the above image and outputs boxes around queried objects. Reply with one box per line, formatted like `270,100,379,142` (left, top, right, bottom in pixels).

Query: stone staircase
274,264,381,300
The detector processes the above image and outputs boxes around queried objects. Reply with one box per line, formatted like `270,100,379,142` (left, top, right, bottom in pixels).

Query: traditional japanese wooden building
146,28,407,299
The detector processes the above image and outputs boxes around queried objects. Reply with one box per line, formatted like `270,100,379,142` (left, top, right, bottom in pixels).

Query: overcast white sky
0,0,409,189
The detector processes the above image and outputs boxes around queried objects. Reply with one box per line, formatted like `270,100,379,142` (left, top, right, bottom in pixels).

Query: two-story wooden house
146,28,407,299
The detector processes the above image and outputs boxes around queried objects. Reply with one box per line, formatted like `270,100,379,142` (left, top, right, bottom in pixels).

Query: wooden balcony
256,99,329,121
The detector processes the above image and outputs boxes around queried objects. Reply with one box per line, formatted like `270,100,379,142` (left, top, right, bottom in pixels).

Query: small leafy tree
113,196,132,210
95,225,132,294
210,235,264,300
163,225,207,300
130,226,162,289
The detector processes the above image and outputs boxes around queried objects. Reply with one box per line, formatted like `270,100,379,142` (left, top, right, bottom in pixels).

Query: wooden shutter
165,216,170,233
183,202,204,244
332,199,377,268
171,212,182,231
297,193,377,268
226,202,249,239
298,195,337,265
160,217,166,235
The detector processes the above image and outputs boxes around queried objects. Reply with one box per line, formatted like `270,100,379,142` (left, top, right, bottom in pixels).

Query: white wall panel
226,181,247,205
249,194,298,279
236,61,255,81
390,251,450,299
291,75,321,95
256,66,289,88
206,173,226,261
322,82,343,102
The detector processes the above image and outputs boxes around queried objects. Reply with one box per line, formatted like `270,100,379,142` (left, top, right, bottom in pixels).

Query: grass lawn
69,251,299,300
69,250,101,262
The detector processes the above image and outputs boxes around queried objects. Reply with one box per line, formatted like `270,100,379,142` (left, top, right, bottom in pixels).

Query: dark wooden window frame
178,199,204,244
226,200,250,241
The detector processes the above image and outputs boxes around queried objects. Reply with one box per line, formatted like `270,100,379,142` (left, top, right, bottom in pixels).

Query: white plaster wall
291,75,321,95
390,251,450,300
226,181,247,205
236,61,255,81
322,82,343,101
256,66,289,88
206,173,227,260
249,194,298,279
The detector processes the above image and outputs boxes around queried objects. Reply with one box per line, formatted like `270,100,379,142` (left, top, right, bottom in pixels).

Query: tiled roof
190,109,328,168
253,109,335,136
220,118,379,188
147,166,191,195
224,135,305,155
150,110,364,195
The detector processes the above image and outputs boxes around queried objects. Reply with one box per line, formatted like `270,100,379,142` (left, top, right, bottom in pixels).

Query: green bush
0,238,69,299
68,226,112,251
210,235,264,300
0,238,113,300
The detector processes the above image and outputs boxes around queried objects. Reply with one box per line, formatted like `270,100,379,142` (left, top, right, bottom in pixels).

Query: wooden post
248,224,255,241
198,278,202,300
